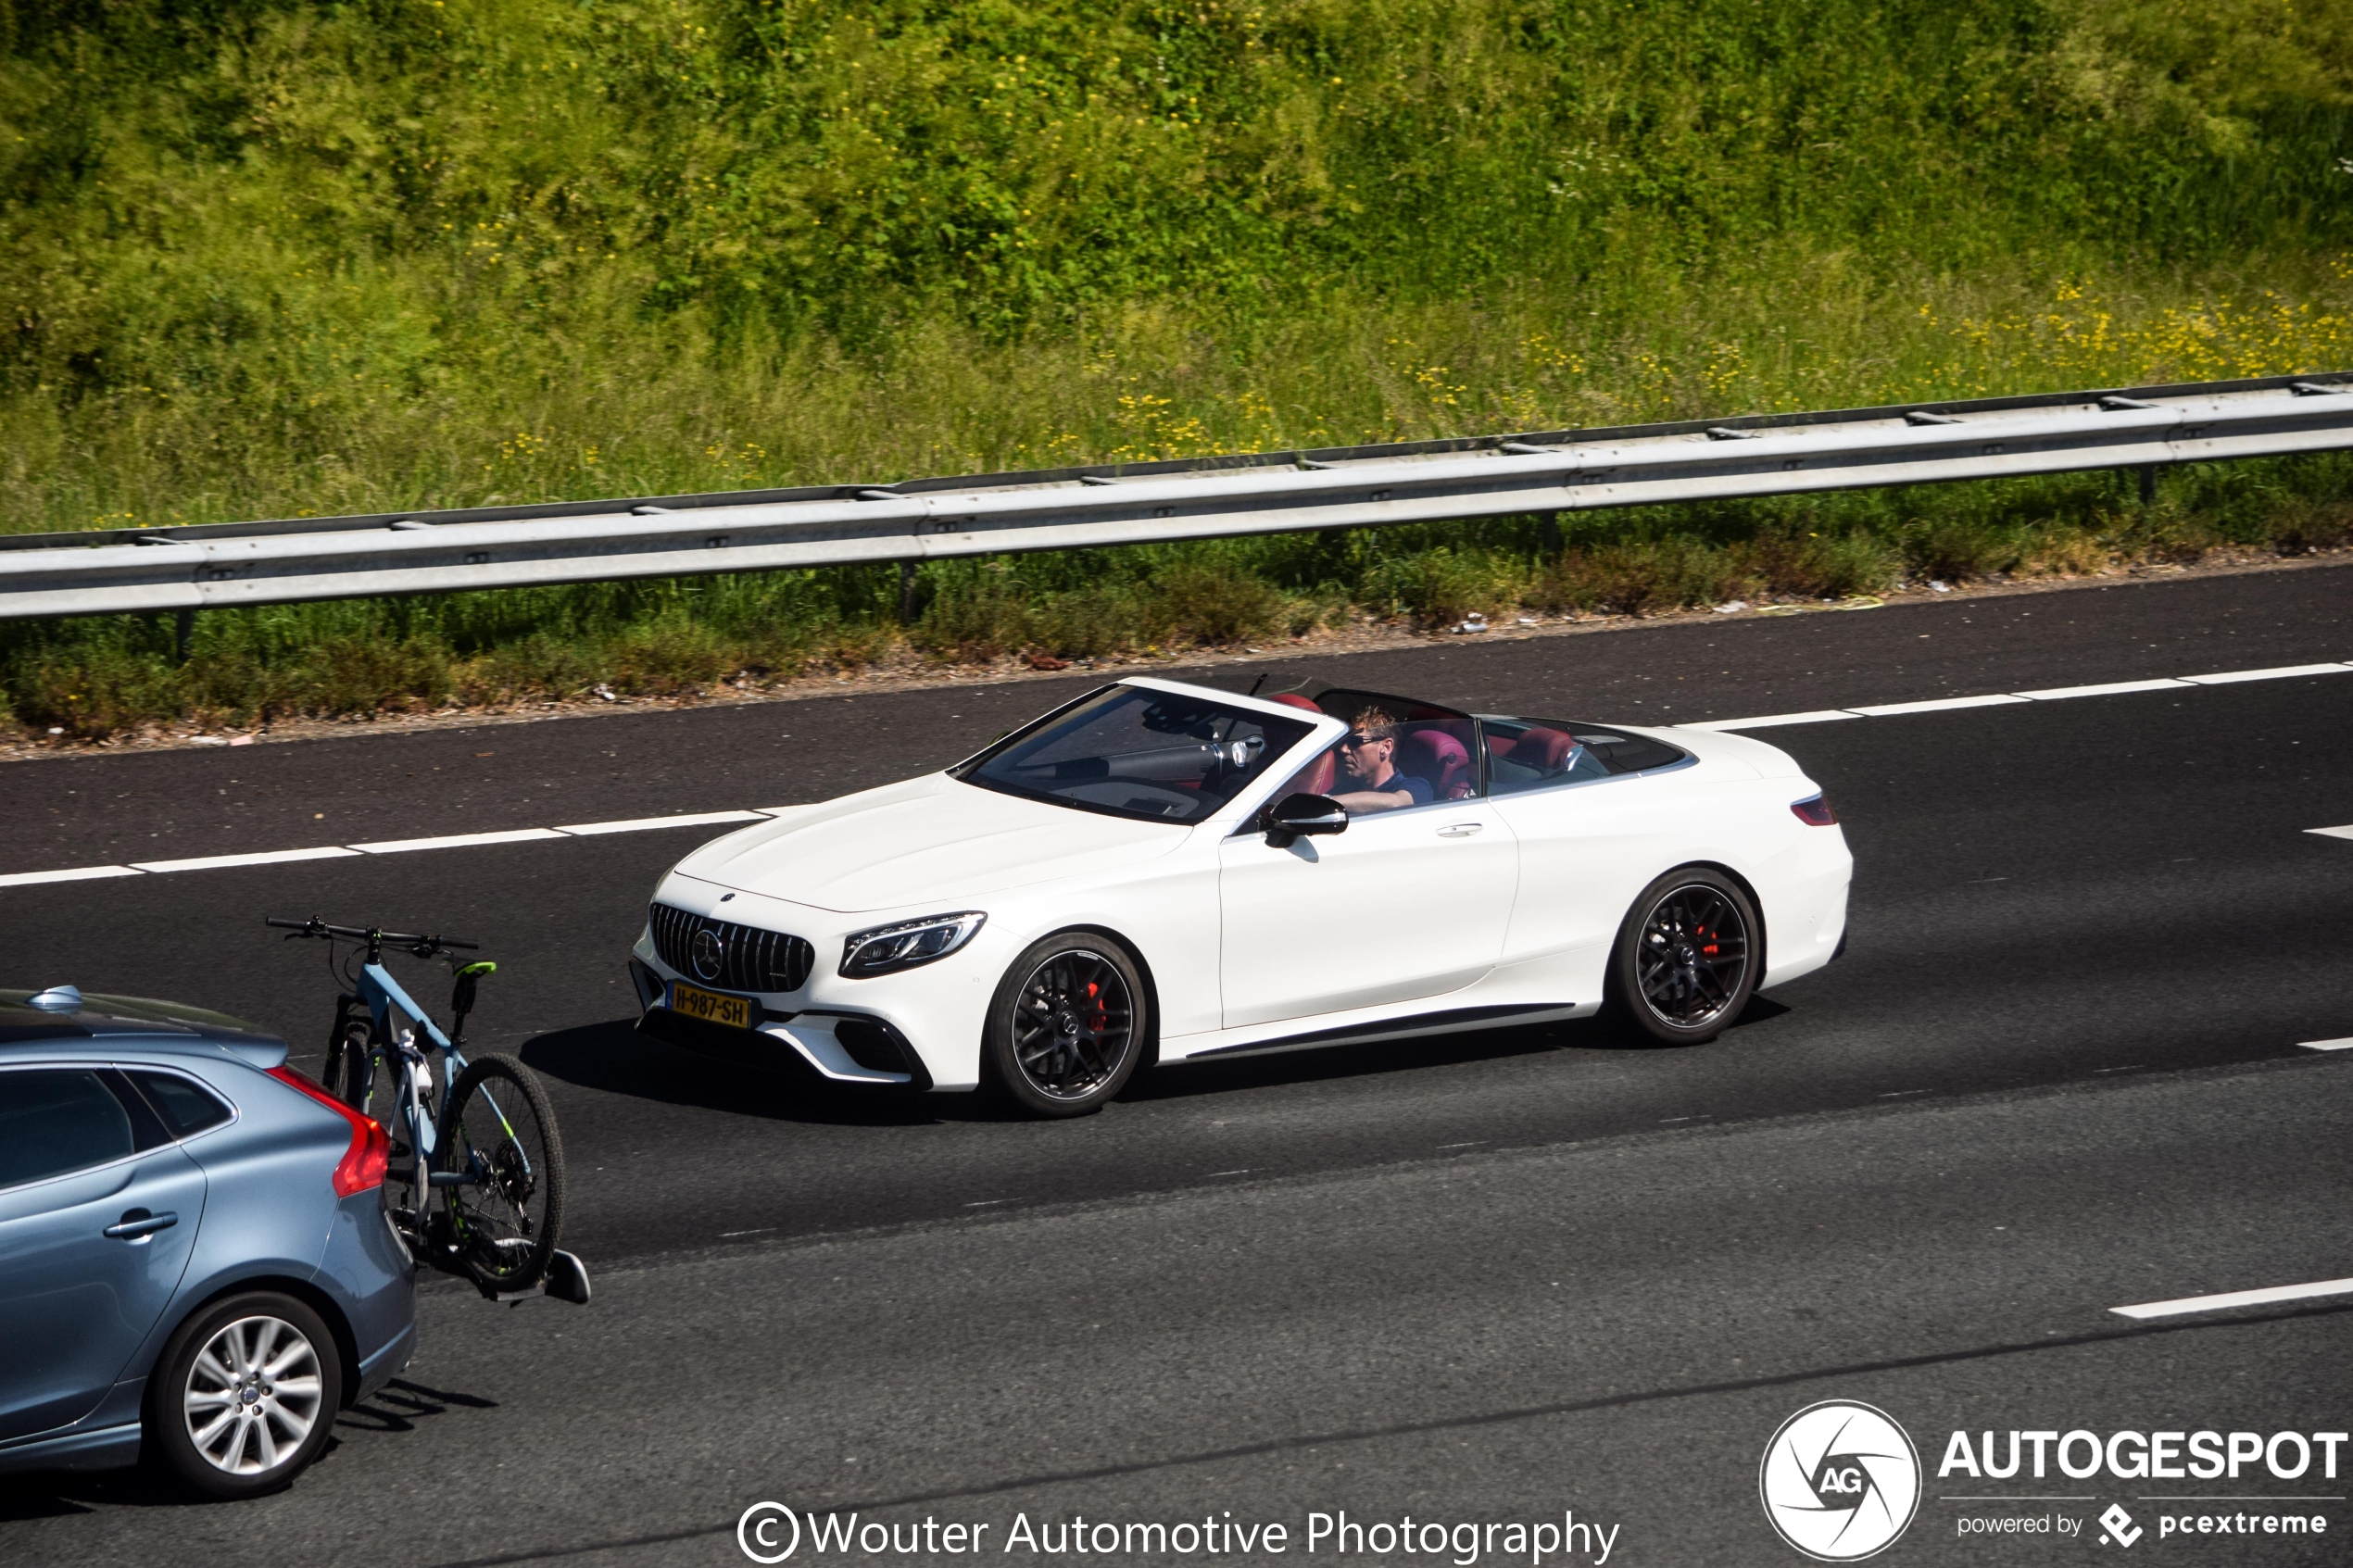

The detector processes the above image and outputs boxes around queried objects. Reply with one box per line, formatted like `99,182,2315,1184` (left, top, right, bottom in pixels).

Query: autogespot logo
1760,1400,1923,1562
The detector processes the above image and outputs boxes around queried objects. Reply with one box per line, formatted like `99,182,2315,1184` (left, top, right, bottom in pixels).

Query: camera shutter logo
692,928,726,981
1759,1399,1921,1561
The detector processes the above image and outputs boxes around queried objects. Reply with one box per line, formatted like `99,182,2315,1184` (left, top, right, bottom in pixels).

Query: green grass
2,0,2349,735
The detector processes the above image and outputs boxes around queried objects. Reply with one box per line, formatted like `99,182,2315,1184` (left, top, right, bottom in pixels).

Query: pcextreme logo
1760,1400,1923,1562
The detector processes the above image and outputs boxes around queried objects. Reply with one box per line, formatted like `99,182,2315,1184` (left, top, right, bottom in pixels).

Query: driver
1327,709,1430,813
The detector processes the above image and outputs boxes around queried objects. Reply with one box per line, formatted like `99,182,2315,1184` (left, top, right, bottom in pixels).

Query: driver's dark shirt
1339,768,1432,807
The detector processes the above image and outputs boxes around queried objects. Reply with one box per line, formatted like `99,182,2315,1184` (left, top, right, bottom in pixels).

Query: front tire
1604,867,1759,1045
146,1292,343,1499
983,932,1149,1118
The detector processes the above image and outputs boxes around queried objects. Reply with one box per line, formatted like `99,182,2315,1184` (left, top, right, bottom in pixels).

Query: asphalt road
3,561,2351,1565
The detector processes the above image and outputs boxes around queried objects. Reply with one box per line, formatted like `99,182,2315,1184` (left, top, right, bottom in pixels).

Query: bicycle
268,917,588,1305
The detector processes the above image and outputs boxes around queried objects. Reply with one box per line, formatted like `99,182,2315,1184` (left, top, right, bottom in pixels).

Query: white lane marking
2299,1038,2353,1052
131,846,360,873
1677,709,1861,732
719,1226,776,1237
0,864,145,887
554,810,768,835
349,828,570,854
1205,1169,1253,1177
2110,1275,2353,1320
2017,678,2190,700
2181,663,2353,685
1847,693,2032,718
2308,825,2353,842
1684,655,2347,731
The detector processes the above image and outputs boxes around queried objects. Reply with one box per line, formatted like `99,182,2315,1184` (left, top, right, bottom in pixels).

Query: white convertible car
627,678,1850,1116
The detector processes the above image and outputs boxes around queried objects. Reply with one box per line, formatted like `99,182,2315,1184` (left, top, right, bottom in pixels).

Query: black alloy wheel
984,933,1149,1117
1606,867,1759,1045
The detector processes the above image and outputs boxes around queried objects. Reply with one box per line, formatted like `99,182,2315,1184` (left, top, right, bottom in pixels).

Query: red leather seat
1514,727,1581,772
1398,727,1473,799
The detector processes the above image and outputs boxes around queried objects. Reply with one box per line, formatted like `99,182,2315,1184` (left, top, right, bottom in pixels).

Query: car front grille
648,902,814,994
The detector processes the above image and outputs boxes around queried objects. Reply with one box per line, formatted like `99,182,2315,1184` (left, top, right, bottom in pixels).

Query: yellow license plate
669,982,754,1030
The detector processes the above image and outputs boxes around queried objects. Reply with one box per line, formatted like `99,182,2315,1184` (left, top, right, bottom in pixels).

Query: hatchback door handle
1436,822,1484,838
103,1209,177,1241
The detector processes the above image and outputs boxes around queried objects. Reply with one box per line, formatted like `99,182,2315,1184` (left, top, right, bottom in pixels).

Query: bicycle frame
347,962,536,1216
348,960,462,1167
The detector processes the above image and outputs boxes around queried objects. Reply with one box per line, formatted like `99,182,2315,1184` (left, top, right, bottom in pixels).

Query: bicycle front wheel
434,1053,566,1292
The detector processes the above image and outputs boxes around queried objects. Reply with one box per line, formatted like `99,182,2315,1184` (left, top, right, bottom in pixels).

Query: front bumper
629,956,936,1090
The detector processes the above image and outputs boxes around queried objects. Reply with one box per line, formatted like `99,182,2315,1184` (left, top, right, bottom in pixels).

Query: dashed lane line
2110,1275,2353,1321
0,864,144,888
2010,678,2188,701
130,846,361,873
555,809,769,836
6,657,2349,884
1687,657,2351,733
2299,1038,2353,1052
1846,693,2032,718
350,827,571,854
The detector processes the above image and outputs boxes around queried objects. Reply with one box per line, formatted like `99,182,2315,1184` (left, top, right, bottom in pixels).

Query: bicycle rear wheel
434,1053,565,1292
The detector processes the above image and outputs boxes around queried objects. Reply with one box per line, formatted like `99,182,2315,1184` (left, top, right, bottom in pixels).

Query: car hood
671,773,1190,912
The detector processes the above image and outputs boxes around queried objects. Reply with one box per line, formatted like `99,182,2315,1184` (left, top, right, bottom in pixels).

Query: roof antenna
1247,673,1268,697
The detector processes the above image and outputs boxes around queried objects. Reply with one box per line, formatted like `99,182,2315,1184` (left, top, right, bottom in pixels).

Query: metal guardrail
2,371,2347,621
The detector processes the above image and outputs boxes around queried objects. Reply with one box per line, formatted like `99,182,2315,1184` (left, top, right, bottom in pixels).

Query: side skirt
1180,1003,1588,1063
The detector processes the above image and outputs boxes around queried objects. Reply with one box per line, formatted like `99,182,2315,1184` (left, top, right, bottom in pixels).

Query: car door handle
1435,822,1484,837
103,1209,177,1241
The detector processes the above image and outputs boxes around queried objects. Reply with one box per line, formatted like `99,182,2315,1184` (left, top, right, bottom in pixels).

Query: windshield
958,685,1317,824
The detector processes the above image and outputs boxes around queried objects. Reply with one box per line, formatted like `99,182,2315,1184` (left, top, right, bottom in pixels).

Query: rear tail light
1791,794,1837,826
268,1065,390,1198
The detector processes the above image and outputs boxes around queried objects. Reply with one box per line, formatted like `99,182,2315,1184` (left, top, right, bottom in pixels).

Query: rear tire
435,1054,566,1292
145,1291,343,1499
982,932,1149,1118
326,1003,371,1110
1604,867,1760,1046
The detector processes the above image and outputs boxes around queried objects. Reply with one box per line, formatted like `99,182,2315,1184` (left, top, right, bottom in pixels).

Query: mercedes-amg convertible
626,678,1851,1115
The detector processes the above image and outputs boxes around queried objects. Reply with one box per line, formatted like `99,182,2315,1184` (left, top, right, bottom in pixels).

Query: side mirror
1264,792,1349,847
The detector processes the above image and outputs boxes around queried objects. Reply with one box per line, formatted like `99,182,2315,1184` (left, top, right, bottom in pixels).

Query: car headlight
840,911,988,978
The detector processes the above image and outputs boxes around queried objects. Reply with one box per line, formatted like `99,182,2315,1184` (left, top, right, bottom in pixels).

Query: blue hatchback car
0,985,415,1498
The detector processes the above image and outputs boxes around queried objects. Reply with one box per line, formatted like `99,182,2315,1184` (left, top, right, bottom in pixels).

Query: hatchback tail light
268,1065,391,1198
1790,794,1837,826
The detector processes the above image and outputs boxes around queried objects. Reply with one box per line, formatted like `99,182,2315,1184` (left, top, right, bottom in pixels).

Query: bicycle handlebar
267,916,479,955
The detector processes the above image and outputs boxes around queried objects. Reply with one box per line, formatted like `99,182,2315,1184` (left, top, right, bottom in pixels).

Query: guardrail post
174,608,195,665
2138,465,2158,508
899,559,919,623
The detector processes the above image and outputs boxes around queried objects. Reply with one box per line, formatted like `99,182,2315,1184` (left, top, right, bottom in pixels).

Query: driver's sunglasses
1340,732,1386,748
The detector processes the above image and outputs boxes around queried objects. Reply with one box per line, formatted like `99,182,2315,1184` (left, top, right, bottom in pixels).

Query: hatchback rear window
0,1069,135,1189
127,1071,234,1139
